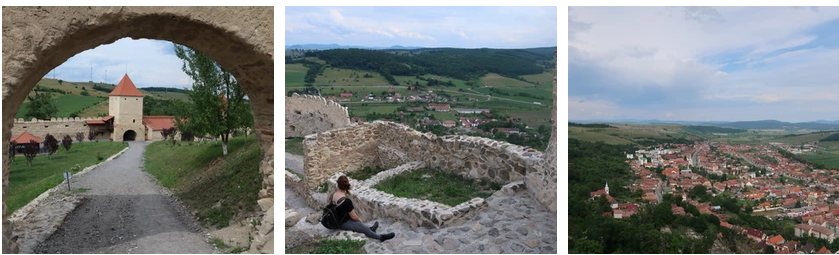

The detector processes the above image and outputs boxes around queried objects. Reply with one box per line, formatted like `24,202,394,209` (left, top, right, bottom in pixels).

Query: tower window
65,125,69,127
133,119,136,123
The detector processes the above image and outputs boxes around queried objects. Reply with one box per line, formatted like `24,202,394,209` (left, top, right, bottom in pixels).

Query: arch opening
122,130,137,141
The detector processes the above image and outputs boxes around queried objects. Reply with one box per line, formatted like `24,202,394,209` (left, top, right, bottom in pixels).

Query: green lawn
286,137,304,156
144,136,261,228
6,141,128,216
374,168,501,207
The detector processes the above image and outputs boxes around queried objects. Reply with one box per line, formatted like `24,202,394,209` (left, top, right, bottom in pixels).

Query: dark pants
340,220,380,239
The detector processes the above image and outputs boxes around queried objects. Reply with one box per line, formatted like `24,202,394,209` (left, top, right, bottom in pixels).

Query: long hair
338,175,351,194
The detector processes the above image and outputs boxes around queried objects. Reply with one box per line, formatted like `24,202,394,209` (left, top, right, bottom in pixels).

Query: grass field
471,87,552,105
144,136,260,228
802,150,839,170
6,142,128,216
285,238,366,254
568,127,634,145
821,141,839,149
77,100,109,118
315,68,391,86
509,112,553,127
480,73,540,88
770,132,839,144
286,137,304,155
374,168,501,206
16,94,106,119
347,104,401,117
285,64,308,87
519,71,554,86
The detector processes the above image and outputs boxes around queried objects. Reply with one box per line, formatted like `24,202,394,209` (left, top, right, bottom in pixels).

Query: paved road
34,142,216,254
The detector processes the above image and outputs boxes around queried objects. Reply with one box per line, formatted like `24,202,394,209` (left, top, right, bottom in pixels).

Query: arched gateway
1,7,274,253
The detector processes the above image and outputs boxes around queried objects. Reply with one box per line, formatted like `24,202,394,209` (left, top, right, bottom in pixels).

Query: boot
370,222,379,233
379,233,395,242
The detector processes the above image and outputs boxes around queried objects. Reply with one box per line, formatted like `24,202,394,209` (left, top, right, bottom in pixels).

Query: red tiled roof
102,115,114,122
142,116,176,130
818,246,831,254
11,131,42,144
768,235,785,245
109,74,144,97
85,119,105,125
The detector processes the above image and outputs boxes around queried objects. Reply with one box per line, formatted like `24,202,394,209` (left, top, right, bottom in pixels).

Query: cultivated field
519,71,554,86
16,94,105,119
480,73,540,88
770,132,839,144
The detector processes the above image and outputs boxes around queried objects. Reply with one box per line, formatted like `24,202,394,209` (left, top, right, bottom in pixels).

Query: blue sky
568,7,839,123
285,6,557,48
44,38,192,89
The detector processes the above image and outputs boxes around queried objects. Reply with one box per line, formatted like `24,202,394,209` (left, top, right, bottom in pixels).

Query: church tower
605,182,610,195
109,74,145,141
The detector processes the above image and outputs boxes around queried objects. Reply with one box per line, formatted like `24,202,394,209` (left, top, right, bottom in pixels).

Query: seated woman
331,175,396,242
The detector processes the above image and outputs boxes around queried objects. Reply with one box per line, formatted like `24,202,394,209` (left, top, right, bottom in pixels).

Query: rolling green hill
15,78,189,119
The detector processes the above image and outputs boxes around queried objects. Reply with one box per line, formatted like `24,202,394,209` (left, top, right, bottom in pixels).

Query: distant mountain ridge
570,119,839,131
285,44,424,50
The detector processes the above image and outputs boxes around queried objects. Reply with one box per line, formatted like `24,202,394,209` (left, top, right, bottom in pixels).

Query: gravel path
34,142,217,254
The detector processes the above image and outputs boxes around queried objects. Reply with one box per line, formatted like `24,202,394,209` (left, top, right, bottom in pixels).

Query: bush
80,91,90,96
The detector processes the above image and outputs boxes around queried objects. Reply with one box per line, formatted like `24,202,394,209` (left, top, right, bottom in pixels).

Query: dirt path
34,142,217,254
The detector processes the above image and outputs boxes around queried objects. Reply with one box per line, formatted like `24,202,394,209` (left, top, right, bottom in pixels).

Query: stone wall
285,94,350,138
11,117,100,141
524,51,557,212
303,121,541,191
302,125,379,189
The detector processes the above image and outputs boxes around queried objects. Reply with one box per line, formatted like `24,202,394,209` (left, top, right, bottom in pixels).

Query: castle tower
109,74,145,141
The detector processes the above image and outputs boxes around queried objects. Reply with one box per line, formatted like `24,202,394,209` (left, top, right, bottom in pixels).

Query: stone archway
122,130,137,141
2,7,274,253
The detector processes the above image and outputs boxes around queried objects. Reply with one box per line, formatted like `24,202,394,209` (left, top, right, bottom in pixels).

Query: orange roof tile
85,119,105,125
768,235,785,245
109,74,144,97
11,131,42,144
142,116,175,131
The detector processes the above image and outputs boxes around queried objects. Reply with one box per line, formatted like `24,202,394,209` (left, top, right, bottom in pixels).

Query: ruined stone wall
524,52,557,213
302,125,379,189
303,121,540,190
324,162,488,228
371,122,540,184
11,117,98,141
285,94,350,138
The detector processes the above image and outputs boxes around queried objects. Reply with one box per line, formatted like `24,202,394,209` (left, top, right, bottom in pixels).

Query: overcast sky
569,6,839,123
45,38,192,89
285,6,557,48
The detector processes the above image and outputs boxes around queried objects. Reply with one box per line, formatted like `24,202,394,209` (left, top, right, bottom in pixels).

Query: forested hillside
303,47,555,83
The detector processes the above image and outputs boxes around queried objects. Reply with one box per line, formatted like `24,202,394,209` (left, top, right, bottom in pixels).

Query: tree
571,239,604,254
43,134,59,159
61,134,73,152
24,91,58,120
88,129,96,142
796,200,802,208
174,44,253,155
23,141,39,167
58,79,63,85
75,132,85,143
80,91,90,96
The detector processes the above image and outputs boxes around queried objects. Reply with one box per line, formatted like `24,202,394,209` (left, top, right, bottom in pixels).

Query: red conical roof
109,74,144,97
